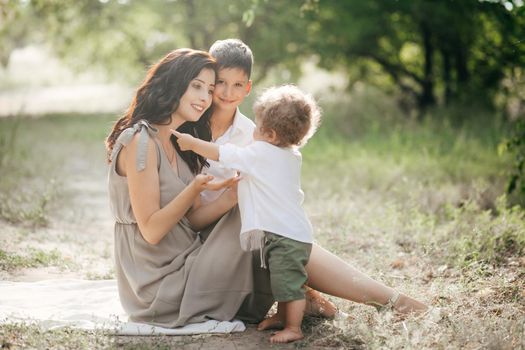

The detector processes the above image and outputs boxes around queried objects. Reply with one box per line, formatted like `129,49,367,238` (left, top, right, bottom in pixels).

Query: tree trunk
418,22,436,117
184,0,198,49
441,48,452,105
455,45,469,85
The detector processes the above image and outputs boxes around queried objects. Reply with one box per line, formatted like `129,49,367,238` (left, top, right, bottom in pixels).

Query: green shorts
263,232,312,302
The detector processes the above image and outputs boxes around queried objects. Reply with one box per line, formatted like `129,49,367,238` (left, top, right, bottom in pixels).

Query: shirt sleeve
219,143,258,175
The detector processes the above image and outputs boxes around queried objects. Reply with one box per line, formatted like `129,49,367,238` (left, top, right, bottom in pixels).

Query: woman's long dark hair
106,48,215,174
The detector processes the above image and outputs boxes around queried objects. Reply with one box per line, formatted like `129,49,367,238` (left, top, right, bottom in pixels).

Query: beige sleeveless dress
108,120,273,328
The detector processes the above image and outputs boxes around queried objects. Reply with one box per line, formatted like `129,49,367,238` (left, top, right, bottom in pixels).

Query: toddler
172,84,321,344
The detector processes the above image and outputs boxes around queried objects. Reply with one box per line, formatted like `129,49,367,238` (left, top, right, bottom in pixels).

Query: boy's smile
213,68,252,111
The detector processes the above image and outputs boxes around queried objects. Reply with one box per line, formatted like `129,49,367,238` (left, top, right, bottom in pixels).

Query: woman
107,46,425,330
106,49,274,327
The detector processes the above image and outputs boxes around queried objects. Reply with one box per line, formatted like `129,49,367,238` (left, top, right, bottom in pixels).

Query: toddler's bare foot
305,287,337,318
257,314,283,331
270,327,303,344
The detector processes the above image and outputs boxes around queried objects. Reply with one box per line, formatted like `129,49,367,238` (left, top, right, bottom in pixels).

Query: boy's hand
170,130,195,151
192,174,214,192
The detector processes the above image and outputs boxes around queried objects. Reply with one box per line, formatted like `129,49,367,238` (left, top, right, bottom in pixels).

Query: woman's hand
192,174,214,192
205,174,241,191
222,180,239,206
185,175,239,230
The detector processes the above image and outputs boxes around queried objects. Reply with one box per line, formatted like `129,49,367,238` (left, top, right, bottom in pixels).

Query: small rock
390,258,405,269
437,265,448,274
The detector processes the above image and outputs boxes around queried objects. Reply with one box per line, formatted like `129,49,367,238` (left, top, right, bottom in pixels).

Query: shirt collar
230,108,252,137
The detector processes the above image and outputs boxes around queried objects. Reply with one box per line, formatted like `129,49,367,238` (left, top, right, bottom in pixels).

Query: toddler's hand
170,130,195,151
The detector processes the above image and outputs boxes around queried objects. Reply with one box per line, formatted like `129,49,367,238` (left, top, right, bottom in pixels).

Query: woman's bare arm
186,187,238,231
123,134,210,245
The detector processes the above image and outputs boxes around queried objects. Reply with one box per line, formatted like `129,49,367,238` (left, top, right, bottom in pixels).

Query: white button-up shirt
219,141,313,244
201,108,255,204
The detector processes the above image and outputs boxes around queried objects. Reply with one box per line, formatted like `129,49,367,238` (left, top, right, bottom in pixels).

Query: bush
500,120,525,205
441,197,525,267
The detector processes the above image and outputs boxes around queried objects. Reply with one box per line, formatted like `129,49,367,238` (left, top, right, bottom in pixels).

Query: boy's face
213,68,252,112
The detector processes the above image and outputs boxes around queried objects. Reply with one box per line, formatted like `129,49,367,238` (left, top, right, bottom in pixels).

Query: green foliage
0,247,70,271
440,198,525,268
0,117,57,226
0,113,112,227
0,116,21,169
0,182,56,226
300,0,525,112
3,0,524,119
500,120,525,203
301,90,522,273
0,1,38,66
1,0,312,82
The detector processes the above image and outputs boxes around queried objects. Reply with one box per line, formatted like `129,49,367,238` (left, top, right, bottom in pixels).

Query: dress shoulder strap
110,120,159,172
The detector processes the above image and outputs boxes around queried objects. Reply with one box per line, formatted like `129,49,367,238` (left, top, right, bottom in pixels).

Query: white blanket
0,279,246,335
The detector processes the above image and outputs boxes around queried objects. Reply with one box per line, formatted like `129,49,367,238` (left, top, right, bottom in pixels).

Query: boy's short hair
209,39,253,78
253,85,321,148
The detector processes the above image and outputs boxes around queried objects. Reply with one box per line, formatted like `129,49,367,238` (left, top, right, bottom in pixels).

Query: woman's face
173,68,215,123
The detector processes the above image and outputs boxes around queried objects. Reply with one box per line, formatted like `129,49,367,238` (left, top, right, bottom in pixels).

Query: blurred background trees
1,0,525,198
2,0,524,116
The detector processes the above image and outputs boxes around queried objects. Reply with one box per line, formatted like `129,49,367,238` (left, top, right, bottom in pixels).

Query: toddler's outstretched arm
171,130,220,161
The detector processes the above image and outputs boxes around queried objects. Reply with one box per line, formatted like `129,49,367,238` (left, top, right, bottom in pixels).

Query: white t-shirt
219,141,313,244
200,108,255,204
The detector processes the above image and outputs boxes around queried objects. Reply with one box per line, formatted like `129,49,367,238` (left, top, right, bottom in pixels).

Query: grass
0,323,114,349
0,113,113,226
0,248,73,271
0,97,524,349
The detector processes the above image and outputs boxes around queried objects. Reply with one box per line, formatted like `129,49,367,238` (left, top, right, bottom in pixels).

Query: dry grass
0,111,524,349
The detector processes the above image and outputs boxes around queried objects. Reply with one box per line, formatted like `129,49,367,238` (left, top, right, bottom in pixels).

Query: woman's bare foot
270,327,303,344
305,287,337,318
368,292,428,316
257,313,283,331
395,293,428,314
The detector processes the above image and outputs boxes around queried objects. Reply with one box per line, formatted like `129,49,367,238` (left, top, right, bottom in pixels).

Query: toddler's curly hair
253,85,321,147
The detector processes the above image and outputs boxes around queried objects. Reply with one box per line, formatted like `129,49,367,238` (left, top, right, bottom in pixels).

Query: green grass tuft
0,248,73,271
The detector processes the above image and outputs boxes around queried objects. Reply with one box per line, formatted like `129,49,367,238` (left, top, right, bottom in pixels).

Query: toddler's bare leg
270,300,305,344
257,302,284,331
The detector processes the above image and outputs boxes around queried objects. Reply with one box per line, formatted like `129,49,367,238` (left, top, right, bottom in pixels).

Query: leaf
497,140,508,156
242,9,255,27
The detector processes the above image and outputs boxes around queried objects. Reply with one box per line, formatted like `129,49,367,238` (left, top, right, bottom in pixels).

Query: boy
200,38,255,205
172,84,321,343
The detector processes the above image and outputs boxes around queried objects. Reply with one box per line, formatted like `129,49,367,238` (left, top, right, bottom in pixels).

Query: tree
301,0,525,116
0,0,311,82
2,0,524,118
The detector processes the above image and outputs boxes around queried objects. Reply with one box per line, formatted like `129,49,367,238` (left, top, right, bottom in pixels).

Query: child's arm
171,130,219,161
172,129,257,176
